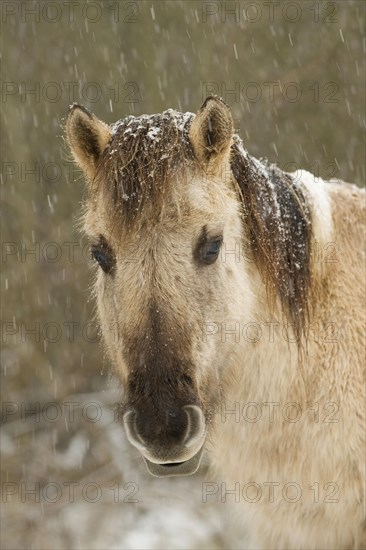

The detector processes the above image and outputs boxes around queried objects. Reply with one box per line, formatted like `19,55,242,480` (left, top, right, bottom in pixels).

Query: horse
66,96,365,549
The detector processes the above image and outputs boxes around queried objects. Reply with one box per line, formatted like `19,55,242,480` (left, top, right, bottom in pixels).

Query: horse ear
66,103,111,180
189,96,234,164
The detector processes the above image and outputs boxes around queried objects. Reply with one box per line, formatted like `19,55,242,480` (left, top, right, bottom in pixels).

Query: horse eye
91,241,115,274
201,239,222,265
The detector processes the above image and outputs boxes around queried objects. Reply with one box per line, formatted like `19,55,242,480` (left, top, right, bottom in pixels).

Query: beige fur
66,99,366,549
208,179,366,549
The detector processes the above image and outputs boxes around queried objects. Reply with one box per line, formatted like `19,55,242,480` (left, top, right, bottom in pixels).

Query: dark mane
93,109,195,228
230,135,312,341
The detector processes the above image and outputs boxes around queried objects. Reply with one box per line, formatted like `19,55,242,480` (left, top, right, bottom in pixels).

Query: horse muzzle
123,405,207,477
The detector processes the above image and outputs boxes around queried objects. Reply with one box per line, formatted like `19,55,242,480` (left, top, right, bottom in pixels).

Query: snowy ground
1,388,229,550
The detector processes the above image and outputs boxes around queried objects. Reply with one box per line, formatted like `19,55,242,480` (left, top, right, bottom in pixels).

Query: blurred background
1,1,365,548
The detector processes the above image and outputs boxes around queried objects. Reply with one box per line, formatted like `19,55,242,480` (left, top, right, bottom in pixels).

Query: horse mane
230,135,312,342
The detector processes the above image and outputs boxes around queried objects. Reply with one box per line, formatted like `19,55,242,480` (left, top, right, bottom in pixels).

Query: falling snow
2,1,364,549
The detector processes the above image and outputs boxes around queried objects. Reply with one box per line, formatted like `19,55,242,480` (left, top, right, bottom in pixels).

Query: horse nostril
123,410,147,454
183,405,206,448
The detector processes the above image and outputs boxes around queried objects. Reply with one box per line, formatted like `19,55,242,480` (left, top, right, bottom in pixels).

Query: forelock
92,109,196,230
